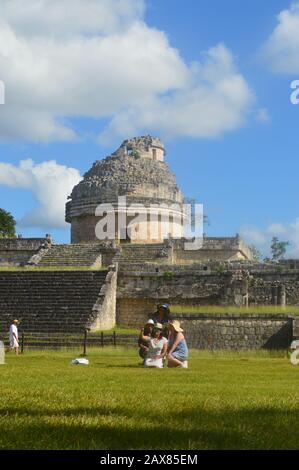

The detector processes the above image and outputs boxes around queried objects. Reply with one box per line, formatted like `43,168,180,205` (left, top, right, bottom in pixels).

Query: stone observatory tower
66,136,186,244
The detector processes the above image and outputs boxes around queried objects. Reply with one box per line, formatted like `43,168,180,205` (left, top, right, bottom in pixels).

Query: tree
248,244,262,262
0,208,16,238
270,236,290,261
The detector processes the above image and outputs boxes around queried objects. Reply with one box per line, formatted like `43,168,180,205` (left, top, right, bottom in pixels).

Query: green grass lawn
1,348,299,450
91,327,139,335
171,304,299,315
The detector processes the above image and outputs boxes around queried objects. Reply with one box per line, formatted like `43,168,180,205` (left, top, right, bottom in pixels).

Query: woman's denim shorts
172,350,188,361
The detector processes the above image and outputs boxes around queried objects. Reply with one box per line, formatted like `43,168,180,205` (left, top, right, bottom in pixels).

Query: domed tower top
67,135,180,209
114,135,165,162
66,136,185,244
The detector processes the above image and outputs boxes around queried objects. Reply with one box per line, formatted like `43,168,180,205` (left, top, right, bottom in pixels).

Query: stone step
37,243,104,267
119,243,170,263
0,270,108,333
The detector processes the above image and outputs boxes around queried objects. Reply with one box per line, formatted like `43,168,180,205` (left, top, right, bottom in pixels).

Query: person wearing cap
9,319,20,355
140,323,168,368
152,304,173,339
152,304,172,325
167,320,189,368
138,319,155,362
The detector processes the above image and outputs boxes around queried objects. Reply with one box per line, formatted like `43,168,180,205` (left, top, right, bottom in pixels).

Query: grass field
171,304,299,315
1,348,299,450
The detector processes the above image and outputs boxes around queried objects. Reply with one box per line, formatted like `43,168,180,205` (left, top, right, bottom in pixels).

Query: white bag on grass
71,358,89,365
290,349,299,365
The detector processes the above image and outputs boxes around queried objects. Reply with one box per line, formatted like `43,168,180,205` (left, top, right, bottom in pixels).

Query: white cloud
240,219,299,258
0,0,253,143
262,2,299,73
0,159,81,228
0,0,144,37
98,44,254,143
267,223,287,235
240,225,268,248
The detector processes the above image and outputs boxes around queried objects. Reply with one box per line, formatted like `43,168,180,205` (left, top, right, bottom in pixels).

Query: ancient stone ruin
66,136,185,244
0,136,298,349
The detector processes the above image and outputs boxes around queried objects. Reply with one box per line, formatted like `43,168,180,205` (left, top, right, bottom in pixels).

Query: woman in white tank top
140,323,168,368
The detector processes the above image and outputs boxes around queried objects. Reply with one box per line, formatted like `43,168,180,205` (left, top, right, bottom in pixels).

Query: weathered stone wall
174,249,244,263
117,237,252,265
177,314,293,350
70,215,100,243
116,298,158,327
116,257,299,349
119,243,172,264
117,266,231,306
0,238,51,251
90,266,118,330
116,136,165,162
117,263,299,307
70,211,185,244
172,236,252,262
116,299,293,349
36,244,103,268
0,237,51,266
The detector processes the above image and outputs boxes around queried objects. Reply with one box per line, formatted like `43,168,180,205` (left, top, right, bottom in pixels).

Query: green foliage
216,264,225,274
1,349,299,450
163,271,174,280
271,236,290,261
0,208,16,238
132,149,140,159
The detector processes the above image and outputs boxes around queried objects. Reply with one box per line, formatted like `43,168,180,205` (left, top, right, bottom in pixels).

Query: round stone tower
66,136,186,244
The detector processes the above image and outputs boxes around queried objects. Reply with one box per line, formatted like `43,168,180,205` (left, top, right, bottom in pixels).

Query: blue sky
0,0,298,256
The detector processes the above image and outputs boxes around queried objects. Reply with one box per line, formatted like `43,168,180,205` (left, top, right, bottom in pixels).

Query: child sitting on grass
139,323,168,368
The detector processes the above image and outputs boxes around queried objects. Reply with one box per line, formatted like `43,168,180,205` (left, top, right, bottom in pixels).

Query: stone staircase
36,244,103,267
119,243,171,264
0,270,108,333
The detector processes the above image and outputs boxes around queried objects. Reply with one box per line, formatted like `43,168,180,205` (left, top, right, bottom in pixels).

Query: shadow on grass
1,405,299,450
95,364,143,368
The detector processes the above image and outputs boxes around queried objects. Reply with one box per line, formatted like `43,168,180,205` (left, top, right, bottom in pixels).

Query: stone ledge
174,313,294,320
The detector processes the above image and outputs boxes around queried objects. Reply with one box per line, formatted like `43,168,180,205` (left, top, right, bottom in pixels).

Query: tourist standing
167,320,189,368
9,319,20,355
0,340,4,364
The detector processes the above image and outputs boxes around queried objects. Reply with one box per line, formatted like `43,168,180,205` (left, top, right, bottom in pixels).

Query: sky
0,0,298,257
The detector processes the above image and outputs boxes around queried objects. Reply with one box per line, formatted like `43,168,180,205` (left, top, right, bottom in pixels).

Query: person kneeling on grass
167,320,189,368
140,323,168,369
138,319,155,363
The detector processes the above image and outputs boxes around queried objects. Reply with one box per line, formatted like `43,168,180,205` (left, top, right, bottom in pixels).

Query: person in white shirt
9,319,20,355
140,323,168,368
